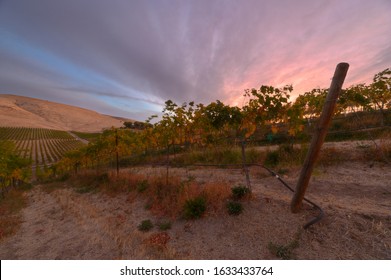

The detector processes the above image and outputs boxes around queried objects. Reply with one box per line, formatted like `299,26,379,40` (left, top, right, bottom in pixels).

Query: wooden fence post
291,62,349,213
115,129,119,176
241,140,252,190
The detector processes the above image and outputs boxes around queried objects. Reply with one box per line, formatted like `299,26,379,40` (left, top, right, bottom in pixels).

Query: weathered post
241,140,252,190
115,129,119,176
291,62,349,213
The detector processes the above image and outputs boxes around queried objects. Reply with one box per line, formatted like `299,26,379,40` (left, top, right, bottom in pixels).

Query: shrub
227,201,243,215
59,173,70,182
267,240,299,260
138,219,154,231
268,229,302,259
231,185,250,199
183,196,206,219
97,172,109,183
264,150,279,167
158,221,172,231
136,179,149,193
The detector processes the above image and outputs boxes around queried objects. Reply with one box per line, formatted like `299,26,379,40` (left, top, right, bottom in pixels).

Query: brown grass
67,170,232,219
0,189,27,240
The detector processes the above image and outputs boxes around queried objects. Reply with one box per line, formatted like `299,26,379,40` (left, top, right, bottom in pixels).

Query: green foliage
226,201,243,215
122,121,152,130
50,67,391,176
0,140,31,188
231,185,251,199
138,219,154,232
183,196,206,219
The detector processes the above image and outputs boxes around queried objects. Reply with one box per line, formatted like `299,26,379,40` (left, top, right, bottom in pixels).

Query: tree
242,85,292,139
0,141,31,189
339,84,370,113
294,88,327,119
365,68,391,126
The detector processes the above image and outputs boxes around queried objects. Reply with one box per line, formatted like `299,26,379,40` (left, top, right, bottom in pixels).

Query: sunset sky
1,0,390,121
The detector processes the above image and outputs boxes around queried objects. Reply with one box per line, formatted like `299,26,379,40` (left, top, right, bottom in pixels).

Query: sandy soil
0,159,390,260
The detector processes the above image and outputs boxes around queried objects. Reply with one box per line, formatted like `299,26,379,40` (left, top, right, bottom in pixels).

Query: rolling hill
0,94,134,132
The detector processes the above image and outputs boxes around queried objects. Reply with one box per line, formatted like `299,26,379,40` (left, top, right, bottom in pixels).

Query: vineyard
0,127,85,177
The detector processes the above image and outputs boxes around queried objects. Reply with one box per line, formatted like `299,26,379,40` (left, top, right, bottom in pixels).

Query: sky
0,0,390,121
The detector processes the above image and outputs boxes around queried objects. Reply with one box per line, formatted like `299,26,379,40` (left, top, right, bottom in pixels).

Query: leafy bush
227,201,243,215
138,219,154,231
231,185,250,199
183,196,206,219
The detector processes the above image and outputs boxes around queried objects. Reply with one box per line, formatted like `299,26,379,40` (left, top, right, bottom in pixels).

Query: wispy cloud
0,0,390,120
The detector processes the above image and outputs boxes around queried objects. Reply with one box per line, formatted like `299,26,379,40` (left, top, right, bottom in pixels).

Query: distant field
70,131,101,141
0,127,85,168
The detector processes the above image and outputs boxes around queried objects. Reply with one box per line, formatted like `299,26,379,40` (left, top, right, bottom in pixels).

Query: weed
268,241,299,260
231,185,251,200
277,168,289,175
138,219,154,232
183,196,206,219
264,150,279,167
268,229,302,259
75,185,97,194
264,144,307,167
158,221,172,231
59,173,70,182
246,147,262,164
227,201,243,215
96,172,109,183
136,180,149,193
317,147,343,165
144,201,153,210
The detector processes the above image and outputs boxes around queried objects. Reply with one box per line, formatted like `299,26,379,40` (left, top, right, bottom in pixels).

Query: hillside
0,94,134,132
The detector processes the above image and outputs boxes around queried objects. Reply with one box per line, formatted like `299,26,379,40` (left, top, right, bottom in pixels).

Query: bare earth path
0,162,390,259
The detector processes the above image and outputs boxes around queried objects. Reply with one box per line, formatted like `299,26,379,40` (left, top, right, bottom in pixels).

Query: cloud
0,0,390,119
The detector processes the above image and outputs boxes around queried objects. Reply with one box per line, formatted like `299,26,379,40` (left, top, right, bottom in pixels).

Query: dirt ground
0,152,390,259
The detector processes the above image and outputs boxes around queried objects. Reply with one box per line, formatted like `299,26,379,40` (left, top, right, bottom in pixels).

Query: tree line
55,67,390,174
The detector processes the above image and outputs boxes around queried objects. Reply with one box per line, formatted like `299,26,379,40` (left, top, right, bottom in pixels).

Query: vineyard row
0,127,85,168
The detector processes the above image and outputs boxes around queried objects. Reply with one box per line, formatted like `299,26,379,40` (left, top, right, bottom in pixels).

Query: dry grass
142,176,231,218
0,189,27,240
1,159,390,259
66,169,232,220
